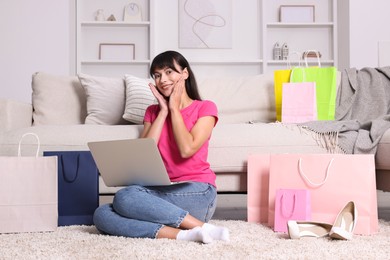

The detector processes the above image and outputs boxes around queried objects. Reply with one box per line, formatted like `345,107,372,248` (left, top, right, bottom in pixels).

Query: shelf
267,60,334,65
267,22,334,28
263,0,337,71
81,60,150,65
76,0,153,77
75,0,337,78
81,21,150,27
190,60,263,65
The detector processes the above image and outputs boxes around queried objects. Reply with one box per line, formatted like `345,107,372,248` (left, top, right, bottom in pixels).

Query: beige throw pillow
78,73,128,125
32,72,87,125
198,73,275,124
123,74,157,124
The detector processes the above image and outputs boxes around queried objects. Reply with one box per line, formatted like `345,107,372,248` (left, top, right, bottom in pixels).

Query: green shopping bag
290,51,337,120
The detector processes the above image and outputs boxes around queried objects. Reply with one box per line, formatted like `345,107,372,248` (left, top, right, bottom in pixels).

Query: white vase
95,9,105,21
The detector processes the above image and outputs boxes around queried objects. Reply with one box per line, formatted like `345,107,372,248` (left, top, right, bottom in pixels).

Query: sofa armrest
0,99,33,132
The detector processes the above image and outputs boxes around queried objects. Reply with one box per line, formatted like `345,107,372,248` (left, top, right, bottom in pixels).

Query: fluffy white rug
1,219,390,259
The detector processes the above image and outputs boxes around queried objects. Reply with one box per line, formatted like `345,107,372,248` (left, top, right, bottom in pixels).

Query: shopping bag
274,189,311,232
43,151,99,226
281,80,317,123
290,51,337,120
274,52,304,121
274,69,291,121
268,154,378,235
0,133,58,233
247,154,270,223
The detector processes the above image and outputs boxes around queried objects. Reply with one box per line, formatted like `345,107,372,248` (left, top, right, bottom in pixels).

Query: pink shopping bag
281,81,317,123
247,154,270,223
268,154,378,235
0,133,58,233
274,189,311,232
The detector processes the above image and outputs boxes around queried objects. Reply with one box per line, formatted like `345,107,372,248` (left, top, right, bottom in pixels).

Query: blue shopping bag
44,151,99,226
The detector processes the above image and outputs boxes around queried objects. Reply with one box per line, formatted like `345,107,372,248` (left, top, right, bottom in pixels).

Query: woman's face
152,63,185,97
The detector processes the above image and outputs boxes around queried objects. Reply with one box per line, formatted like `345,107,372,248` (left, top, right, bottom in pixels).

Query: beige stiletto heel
287,220,332,239
329,201,357,240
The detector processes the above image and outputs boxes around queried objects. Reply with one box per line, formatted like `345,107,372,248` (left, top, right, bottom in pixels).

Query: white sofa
1,71,390,194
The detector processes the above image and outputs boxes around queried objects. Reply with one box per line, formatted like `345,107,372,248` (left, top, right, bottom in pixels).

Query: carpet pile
1,219,390,259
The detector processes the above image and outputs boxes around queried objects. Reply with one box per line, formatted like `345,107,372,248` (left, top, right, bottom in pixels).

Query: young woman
93,51,229,243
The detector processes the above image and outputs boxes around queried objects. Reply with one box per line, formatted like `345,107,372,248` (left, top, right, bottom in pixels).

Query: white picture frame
280,5,315,23
99,43,135,61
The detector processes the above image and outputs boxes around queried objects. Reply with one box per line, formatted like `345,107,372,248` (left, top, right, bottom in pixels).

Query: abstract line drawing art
179,0,232,49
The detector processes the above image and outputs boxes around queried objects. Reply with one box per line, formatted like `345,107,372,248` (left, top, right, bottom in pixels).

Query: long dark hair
150,50,202,100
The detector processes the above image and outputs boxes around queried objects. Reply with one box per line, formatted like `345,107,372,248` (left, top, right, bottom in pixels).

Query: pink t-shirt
144,100,218,187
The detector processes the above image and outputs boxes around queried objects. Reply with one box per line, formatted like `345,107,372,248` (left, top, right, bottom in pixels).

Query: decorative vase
95,9,105,21
273,42,281,60
282,43,289,60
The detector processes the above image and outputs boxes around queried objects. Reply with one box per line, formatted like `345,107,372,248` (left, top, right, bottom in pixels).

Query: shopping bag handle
290,67,307,82
286,51,302,69
60,154,80,183
298,158,334,187
303,50,321,68
18,133,40,157
280,193,296,218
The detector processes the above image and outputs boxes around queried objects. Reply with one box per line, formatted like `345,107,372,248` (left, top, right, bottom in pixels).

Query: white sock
202,223,230,241
176,227,213,244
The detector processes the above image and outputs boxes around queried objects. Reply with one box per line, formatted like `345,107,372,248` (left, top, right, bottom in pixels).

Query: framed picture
280,5,315,23
178,0,232,49
99,43,135,61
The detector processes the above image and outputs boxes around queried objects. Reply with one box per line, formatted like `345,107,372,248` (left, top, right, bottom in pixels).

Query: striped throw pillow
123,74,157,124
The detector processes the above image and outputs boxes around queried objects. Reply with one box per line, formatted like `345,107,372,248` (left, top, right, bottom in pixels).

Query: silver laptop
88,138,173,187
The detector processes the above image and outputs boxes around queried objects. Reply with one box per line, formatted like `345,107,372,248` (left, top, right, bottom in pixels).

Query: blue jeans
93,182,217,238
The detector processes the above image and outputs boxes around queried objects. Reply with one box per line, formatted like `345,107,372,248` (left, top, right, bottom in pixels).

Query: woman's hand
169,76,185,111
143,83,169,142
149,83,168,113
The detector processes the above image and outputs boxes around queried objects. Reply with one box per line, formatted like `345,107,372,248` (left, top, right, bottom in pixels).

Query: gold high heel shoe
329,201,357,240
287,220,332,239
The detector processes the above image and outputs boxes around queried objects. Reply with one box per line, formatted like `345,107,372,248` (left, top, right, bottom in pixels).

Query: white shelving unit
74,0,337,79
76,0,154,78
183,0,337,79
261,0,337,72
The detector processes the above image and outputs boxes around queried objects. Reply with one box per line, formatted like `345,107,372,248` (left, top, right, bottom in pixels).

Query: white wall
350,0,390,68
0,0,73,103
342,0,390,69
337,0,349,71
1,0,389,102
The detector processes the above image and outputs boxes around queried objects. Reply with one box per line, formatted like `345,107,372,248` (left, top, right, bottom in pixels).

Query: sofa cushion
0,125,143,156
32,72,87,125
198,73,275,124
123,74,157,124
208,123,328,172
376,128,390,170
0,122,326,167
0,99,32,131
0,122,328,194
78,73,128,125
1,123,390,193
